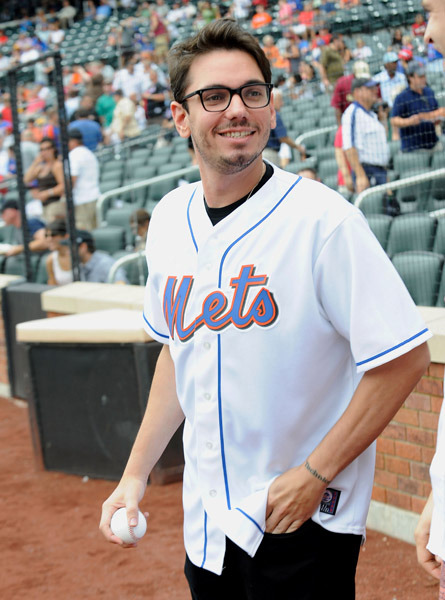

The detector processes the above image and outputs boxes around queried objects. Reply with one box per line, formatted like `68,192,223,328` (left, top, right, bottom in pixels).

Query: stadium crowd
0,0,443,279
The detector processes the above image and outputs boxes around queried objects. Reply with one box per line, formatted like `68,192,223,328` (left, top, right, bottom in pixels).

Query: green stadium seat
392,251,444,306
105,206,137,247
386,214,437,257
92,226,126,254
433,217,445,255
393,152,431,177
358,192,385,216
366,214,393,250
318,158,338,181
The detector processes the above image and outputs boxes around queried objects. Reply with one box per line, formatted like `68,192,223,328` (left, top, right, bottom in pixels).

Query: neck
200,157,266,209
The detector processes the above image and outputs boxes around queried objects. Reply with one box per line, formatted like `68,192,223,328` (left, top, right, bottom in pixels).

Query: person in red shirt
331,60,371,124
411,13,427,37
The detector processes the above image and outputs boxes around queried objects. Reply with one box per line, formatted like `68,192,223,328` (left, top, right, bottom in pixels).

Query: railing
295,126,337,148
355,168,445,211
96,164,200,226
107,250,146,285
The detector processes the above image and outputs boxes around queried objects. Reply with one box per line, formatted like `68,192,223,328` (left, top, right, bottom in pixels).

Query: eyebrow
196,79,266,89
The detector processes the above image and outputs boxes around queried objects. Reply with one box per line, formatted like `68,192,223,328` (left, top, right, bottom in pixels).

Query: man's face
410,72,427,93
1,208,17,225
385,61,398,76
171,49,276,177
423,0,445,55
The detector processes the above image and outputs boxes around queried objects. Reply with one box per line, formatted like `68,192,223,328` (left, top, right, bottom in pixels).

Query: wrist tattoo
304,460,331,485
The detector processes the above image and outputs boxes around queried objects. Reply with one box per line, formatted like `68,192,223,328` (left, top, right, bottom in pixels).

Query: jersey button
206,442,213,450
203,342,211,350
204,393,211,401
209,489,217,497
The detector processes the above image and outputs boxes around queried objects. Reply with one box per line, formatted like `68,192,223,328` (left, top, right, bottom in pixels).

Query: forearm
121,344,184,484
308,343,430,482
391,116,415,128
345,147,366,177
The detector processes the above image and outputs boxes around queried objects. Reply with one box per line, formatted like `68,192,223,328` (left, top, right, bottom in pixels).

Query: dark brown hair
168,18,272,106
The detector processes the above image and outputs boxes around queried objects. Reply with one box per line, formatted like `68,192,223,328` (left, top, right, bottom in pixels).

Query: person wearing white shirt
112,59,143,99
68,128,100,230
373,51,408,108
342,77,389,194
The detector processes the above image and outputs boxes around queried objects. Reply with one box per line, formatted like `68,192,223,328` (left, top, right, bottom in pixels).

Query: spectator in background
264,89,306,167
45,219,73,285
69,108,103,151
96,0,112,20
20,130,40,172
47,19,65,47
374,52,408,108
331,60,371,124
411,12,427,37
23,136,65,223
342,78,389,193
75,230,129,284
109,89,141,143
58,0,77,29
130,208,150,251
319,34,345,89
251,4,273,29
262,35,290,70
65,88,81,120
95,81,116,128
352,37,372,60
0,200,47,257
68,129,100,231
297,166,320,180
112,55,143,99
391,62,445,152
320,0,336,15
143,69,168,125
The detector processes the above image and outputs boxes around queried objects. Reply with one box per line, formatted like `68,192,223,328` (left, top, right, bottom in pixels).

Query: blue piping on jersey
200,511,208,568
356,328,429,366
218,176,302,287
187,188,199,252
143,312,169,339
235,508,264,534
351,104,358,148
218,333,231,510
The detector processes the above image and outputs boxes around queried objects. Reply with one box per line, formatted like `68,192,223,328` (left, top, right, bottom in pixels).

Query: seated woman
23,137,65,224
45,219,73,286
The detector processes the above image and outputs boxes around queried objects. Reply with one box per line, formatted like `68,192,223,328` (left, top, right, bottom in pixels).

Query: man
414,0,445,592
95,80,116,128
331,60,371,124
75,230,128,284
263,89,306,166
109,89,141,143
130,208,150,251
391,62,445,152
342,77,390,193
0,200,47,256
142,69,168,125
373,51,407,108
68,108,103,152
100,20,430,599
68,129,100,231
319,34,345,89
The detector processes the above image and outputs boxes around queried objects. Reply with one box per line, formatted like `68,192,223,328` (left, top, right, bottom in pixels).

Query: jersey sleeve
313,211,431,373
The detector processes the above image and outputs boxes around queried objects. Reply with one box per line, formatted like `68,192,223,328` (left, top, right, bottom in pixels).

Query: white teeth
220,131,252,138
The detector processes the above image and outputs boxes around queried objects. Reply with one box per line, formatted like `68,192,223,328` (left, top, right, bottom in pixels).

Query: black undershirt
204,162,274,226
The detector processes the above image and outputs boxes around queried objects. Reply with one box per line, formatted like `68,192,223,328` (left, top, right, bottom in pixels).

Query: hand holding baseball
99,474,148,547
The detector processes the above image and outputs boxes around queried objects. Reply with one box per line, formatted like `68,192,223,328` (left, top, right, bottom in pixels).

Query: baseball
110,508,147,544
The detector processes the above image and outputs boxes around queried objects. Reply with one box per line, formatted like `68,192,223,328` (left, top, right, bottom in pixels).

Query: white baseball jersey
143,167,431,575
428,385,445,560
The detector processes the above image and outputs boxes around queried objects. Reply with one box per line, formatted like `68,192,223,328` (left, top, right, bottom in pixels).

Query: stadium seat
92,226,126,254
147,176,178,203
358,192,385,216
366,214,393,250
393,152,431,177
392,251,444,306
433,217,445,255
105,206,137,247
386,214,437,257
318,158,338,181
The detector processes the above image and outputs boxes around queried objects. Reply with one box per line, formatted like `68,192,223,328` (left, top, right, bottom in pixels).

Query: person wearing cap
331,60,371,125
414,2,445,596
68,128,100,230
341,78,390,193
391,62,445,152
0,200,48,257
68,108,103,152
75,230,129,284
373,51,407,108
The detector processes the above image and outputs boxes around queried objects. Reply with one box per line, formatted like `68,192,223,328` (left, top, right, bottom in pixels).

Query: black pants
185,520,362,600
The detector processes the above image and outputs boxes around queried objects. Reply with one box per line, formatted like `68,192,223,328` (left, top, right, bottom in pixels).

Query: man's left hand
265,464,327,534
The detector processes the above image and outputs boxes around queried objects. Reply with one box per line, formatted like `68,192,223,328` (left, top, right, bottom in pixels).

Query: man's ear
171,101,191,139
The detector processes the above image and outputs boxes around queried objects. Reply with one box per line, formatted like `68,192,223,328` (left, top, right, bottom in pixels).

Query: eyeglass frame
178,82,274,112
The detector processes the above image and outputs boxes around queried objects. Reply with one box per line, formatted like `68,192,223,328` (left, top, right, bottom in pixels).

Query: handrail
355,168,445,210
295,125,337,146
96,164,200,225
107,250,146,285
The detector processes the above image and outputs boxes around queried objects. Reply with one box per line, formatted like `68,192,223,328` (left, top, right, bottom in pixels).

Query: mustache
214,120,257,133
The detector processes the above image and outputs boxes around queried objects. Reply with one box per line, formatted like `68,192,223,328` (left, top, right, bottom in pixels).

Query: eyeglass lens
201,84,270,111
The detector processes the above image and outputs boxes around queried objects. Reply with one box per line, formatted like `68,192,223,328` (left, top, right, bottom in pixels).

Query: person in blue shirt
390,61,445,152
69,109,103,152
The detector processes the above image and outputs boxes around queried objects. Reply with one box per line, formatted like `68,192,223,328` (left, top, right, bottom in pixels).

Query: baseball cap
406,61,426,76
398,48,413,61
351,77,378,92
74,230,93,245
1,200,19,212
383,51,399,64
67,127,83,142
352,60,371,78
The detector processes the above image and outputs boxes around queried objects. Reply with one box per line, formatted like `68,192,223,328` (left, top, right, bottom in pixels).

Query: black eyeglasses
179,82,273,112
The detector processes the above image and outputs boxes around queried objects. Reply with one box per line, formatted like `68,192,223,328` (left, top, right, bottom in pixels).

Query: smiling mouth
218,131,254,138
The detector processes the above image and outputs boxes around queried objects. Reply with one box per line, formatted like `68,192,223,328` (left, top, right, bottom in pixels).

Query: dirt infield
1,396,440,600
